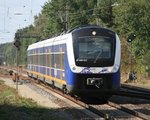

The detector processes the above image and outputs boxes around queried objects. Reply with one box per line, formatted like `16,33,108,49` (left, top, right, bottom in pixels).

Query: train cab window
73,34,115,67
77,37,111,60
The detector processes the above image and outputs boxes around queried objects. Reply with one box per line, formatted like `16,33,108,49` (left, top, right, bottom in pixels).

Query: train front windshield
72,27,116,67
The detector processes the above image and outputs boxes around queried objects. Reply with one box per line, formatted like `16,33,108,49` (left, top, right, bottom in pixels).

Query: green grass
0,80,68,120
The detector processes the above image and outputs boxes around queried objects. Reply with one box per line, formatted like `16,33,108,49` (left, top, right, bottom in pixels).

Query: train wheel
43,77,46,84
62,85,67,94
52,81,55,89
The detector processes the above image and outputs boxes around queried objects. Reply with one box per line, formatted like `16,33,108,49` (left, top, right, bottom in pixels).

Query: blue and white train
27,25,121,98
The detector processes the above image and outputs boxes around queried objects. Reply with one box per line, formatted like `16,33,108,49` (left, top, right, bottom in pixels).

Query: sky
0,0,48,44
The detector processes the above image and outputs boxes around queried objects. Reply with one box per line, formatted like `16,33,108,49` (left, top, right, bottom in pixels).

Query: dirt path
0,77,60,109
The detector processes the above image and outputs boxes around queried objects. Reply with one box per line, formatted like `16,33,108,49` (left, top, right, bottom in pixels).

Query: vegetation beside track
0,80,67,120
0,0,150,80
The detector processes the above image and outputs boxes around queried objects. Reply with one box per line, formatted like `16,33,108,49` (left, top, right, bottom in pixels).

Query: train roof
67,25,115,33
27,25,115,51
27,33,69,50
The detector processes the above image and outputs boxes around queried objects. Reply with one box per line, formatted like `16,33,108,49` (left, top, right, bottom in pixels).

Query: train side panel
27,35,69,90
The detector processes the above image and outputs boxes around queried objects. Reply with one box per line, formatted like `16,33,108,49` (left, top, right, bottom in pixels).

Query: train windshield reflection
75,36,112,62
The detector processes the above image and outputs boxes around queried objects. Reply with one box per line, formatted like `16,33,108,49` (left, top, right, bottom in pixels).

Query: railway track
114,89,150,100
108,101,150,120
2,66,150,97
22,77,149,120
1,66,150,119
28,79,150,120
121,83,150,94
112,83,150,100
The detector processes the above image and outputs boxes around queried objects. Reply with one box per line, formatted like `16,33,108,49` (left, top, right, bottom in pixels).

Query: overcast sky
0,0,48,44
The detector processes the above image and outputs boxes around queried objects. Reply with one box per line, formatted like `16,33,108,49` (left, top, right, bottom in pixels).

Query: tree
113,0,150,77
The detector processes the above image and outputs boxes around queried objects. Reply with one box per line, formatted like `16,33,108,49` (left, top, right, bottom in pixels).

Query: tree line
1,0,150,78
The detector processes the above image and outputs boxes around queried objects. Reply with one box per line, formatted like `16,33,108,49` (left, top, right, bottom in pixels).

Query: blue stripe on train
112,68,120,87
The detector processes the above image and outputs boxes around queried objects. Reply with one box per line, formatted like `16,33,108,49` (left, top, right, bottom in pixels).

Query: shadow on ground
0,104,81,120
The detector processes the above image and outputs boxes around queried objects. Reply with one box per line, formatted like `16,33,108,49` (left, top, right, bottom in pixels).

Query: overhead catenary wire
30,0,33,25
3,0,6,32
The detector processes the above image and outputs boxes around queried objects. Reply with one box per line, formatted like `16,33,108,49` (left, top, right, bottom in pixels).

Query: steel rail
1,66,150,120
121,84,150,93
28,77,116,120
108,101,150,120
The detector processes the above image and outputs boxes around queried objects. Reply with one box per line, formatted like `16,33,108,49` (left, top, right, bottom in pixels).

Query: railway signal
127,33,136,43
14,33,21,50
14,40,21,50
127,33,137,81
13,33,21,91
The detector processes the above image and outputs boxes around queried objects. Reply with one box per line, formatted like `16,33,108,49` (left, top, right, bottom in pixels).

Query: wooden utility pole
96,0,100,25
65,3,69,32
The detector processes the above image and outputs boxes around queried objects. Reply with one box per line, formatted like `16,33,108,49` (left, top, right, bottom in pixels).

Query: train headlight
112,65,119,72
92,31,96,36
72,67,76,71
108,68,112,72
